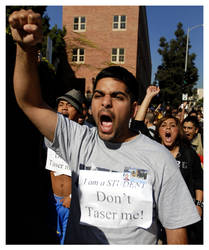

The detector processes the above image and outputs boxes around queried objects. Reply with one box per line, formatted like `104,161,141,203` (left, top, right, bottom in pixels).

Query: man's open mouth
185,133,191,139
99,114,113,133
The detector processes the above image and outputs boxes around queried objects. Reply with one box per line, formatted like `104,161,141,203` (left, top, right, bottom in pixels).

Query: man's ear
195,127,199,134
131,101,138,118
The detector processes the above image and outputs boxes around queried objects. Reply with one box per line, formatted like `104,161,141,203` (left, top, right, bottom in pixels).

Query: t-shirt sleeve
157,167,200,229
45,113,93,172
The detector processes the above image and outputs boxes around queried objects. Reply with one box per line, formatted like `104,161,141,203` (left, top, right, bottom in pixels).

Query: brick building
63,6,151,102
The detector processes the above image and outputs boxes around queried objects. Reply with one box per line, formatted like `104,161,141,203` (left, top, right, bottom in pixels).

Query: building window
113,15,126,30
111,48,125,63
73,16,86,31
72,48,85,63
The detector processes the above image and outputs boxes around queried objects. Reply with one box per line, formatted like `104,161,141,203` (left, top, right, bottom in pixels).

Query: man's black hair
93,66,139,103
183,115,200,129
188,110,198,116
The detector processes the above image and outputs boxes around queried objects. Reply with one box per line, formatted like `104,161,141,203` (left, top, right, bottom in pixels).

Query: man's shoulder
134,133,171,157
58,113,97,133
192,133,202,145
137,133,160,146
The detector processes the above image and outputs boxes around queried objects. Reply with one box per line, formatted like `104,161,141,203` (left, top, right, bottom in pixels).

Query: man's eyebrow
93,89,104,95
93,89,128,97
111,91,129,97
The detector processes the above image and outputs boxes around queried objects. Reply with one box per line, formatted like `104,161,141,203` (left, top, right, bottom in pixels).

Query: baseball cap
56,89,83,114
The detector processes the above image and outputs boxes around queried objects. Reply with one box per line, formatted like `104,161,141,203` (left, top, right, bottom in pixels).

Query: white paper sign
45,148,72,176
79,168,153,229
182,93,188,101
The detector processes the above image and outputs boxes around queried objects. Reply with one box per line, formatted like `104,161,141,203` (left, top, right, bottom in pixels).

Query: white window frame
73,16,86,31
112,15,126,30
111,48,125,64
72,48,85,63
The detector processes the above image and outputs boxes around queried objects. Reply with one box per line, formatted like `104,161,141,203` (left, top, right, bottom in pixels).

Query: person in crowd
155,105,164,123
78,98,96,127
175,110,182,121
45,89,84,244
175,102,188,123
144,111,156,138
9,9,200,244
187,109,204,133
182,116,203,164
78,101,88,125
171,108,178,117
164,104,172,116
186,109,203,141
155,115,203,244
188,109,198,117
197,110,203,126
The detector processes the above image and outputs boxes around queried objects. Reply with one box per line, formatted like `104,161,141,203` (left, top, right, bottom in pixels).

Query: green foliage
154,22,199,107
43,25,67,62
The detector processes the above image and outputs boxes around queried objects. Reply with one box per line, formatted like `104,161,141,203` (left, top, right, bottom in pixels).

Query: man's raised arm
9,9,57,142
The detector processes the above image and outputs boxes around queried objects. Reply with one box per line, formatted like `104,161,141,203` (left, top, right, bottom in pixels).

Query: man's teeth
102,121,112,126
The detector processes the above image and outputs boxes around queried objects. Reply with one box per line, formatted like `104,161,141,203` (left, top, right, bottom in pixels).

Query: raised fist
8,9,43,48
146,85,160,98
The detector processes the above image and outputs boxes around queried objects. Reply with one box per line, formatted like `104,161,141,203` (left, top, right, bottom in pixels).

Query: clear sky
45,4,203,88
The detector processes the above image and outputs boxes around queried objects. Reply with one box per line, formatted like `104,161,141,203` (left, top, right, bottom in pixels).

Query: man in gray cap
45,89,83,244
56,89,84,121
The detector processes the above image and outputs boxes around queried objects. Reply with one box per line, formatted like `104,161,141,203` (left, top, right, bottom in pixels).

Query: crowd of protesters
141,99,203,168
131,86,203,244
8,9,203,245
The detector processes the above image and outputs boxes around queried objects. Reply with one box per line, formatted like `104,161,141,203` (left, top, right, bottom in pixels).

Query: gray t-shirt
46,114,200,244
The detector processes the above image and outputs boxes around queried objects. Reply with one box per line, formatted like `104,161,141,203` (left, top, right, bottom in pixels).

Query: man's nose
62,103,68,109
102,95,112,108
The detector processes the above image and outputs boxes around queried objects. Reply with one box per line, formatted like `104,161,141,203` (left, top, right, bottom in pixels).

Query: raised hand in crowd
9,9,43,48
135,85,160,121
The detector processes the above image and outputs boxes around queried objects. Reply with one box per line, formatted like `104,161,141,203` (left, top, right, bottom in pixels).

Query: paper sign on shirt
79,166,153,229
45,148,72,176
